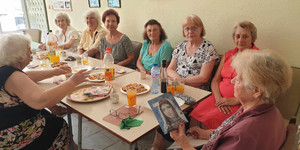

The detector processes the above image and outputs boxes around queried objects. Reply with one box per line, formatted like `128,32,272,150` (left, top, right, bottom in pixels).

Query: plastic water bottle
151,63,160,94
46,30,57,51
104,48,115,82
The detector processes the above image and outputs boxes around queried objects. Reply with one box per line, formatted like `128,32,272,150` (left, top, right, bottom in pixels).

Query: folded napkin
174,93,196,105
120,116,143,130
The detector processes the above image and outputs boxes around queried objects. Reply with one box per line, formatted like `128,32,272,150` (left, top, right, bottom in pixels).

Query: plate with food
120,83,150,95
72,66,92,73
87,72,105,82
67,83,113,103
51,62,68,68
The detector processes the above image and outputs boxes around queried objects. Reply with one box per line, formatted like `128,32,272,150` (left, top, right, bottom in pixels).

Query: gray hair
232,21,257,44
55,12,71,26
231,49,292,104
0,34,31,66
83,10,101,25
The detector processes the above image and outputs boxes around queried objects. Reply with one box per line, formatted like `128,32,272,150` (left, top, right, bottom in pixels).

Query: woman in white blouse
39,13,80,53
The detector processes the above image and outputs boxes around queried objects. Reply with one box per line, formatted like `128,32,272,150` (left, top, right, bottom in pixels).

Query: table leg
122,141,138,150
78,115,82,150
67,107,73,150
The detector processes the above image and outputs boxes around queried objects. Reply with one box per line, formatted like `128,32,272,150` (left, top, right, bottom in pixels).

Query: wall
45,0,300,67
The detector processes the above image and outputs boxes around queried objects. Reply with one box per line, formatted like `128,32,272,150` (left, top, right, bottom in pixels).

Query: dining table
27,51,211,150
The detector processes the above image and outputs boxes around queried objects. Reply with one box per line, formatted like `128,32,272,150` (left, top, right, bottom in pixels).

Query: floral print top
172,39,219,90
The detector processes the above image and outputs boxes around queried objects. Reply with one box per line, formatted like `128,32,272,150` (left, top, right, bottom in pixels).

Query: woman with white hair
171,49,292,150
38,13,80,53
78,10,107,58
0,34,90,149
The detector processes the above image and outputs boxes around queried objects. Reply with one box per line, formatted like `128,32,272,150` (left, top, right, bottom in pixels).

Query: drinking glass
82,53,89,65
175,78,185,93
127,89,137,106
167,78,175,95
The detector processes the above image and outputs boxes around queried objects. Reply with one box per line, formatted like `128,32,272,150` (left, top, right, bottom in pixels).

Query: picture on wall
107,0,121,8
88,0,101,8
53,0,72,11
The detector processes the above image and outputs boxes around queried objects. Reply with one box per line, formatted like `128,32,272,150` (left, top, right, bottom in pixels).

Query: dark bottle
161,59,167,93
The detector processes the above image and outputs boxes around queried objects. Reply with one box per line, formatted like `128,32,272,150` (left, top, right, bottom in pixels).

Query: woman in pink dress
190,21,259,129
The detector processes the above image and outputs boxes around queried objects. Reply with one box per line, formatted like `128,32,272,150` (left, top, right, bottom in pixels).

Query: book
148,92,188,134
167,137,208,149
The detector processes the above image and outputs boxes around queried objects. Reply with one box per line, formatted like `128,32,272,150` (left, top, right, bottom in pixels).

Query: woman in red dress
190,21,259,129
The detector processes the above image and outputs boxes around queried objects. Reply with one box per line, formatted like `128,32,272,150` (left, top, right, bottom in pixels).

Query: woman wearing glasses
78,10,107,58
167,14,218,90
151,14,218,150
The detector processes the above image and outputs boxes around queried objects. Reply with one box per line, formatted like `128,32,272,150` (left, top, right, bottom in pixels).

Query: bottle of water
151,63,160,94
104,48,115,82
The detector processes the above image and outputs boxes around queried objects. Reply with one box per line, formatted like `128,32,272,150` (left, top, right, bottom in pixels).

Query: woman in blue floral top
0,34,90,149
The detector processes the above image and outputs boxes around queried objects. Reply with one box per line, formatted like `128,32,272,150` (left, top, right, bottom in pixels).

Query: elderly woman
136,19,173,74
38,13,80,53
0,34,90,149
78,10,107,58
99,9,134,67
171,49,291,150
167,14,218,90
189,21,259,129
151,15,218,150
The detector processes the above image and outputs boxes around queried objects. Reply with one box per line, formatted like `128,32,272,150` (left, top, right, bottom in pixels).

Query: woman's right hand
68,69,90,85
38,43,46,50
186,126,210,140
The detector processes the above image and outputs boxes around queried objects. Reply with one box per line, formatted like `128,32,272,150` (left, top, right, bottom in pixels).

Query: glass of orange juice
82,53,89,65
175,78,184,93
167,78,175,95
127,89,136,106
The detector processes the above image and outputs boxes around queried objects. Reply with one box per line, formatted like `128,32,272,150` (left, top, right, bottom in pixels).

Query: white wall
45,0,300,67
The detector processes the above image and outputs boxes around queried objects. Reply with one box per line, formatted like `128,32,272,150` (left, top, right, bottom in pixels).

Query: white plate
145,96,185,110
87,72,105,82
72,66,92,73
120,83,150,95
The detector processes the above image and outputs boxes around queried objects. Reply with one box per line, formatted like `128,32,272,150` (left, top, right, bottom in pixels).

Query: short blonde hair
55,12,71,26
231,49,292,103
182,14,206,37
232,21,257,43
83,10,101,25
0,34,31,66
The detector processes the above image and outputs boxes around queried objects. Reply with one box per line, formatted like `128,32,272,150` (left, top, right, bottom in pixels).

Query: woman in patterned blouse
167,14,219,90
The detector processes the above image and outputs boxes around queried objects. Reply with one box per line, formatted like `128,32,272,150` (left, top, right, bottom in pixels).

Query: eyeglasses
109,106,141,119
184,26,199,32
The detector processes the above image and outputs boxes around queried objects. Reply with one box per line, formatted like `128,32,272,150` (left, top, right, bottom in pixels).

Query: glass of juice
127,89,136,106
175,78,185,93
167,78,175,95
82,53,89,65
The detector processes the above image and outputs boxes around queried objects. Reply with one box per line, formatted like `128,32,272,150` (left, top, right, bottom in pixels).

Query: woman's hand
216,97,239,107
38,43,46,50
53,66,72,76
186,126,211,140
218,105,233,115
170,123,195,150
68,69,90,85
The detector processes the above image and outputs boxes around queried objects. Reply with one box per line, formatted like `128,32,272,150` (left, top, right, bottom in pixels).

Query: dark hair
143,19,167,42
102,9,120,24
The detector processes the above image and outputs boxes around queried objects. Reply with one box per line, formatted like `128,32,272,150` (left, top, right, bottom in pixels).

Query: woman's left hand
53,66,71,76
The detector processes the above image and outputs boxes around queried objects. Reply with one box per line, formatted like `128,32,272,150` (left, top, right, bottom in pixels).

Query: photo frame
88,0,101,8
107,0,121,8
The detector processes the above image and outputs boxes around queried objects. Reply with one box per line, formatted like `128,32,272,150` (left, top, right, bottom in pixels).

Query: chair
131,41,142,67
19,29,42,43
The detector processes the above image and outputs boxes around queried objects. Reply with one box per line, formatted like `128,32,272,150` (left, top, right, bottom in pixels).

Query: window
0,0,26,33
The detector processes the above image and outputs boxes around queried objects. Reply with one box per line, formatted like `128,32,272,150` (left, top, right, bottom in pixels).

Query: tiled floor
63,113,172,150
